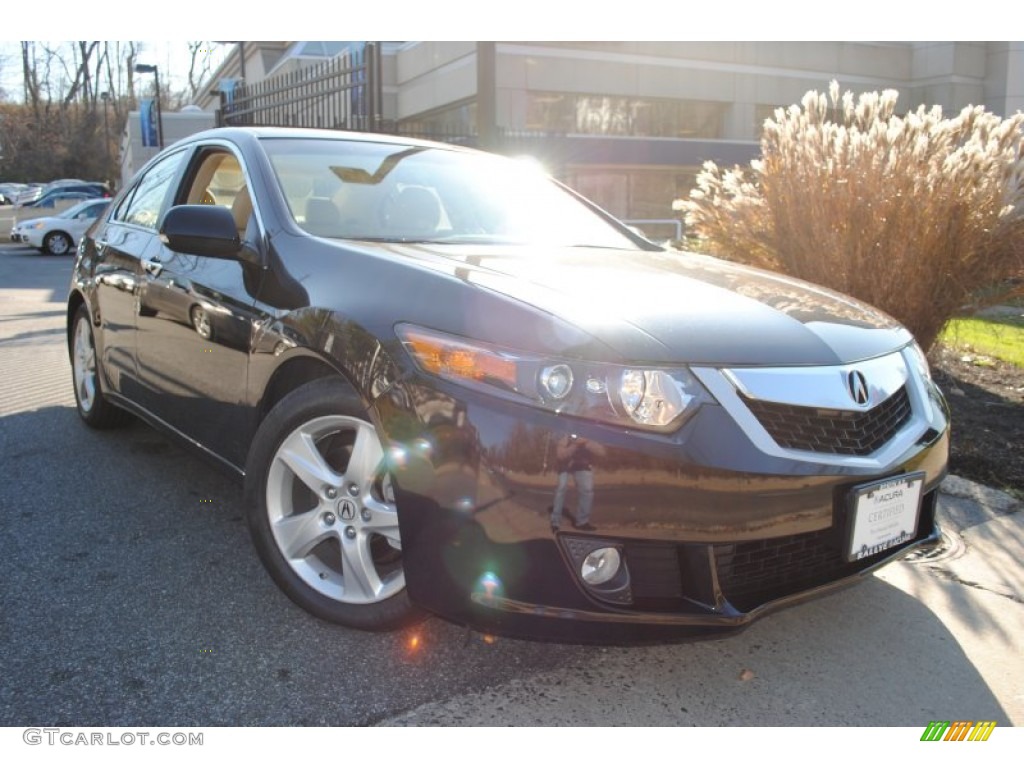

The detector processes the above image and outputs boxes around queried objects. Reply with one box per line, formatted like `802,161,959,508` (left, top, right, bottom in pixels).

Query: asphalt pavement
1,242,1021,727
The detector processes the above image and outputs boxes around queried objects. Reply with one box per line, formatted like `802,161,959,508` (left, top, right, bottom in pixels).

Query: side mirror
160,205,240,259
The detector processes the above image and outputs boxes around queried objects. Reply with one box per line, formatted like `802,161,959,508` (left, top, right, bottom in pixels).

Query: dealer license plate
846,472,925,561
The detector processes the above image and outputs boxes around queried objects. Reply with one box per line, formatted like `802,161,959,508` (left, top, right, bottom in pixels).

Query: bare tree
3,40,146,183
186,41,215,104
20,42,42,115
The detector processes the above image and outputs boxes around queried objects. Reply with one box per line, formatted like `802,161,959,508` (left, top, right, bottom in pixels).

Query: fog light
539,364,573,399
580,547,621,585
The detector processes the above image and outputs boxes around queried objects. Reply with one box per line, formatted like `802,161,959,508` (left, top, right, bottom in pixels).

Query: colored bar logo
920,721,996,741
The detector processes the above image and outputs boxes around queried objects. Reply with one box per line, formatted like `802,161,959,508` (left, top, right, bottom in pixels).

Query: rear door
88,149,187,401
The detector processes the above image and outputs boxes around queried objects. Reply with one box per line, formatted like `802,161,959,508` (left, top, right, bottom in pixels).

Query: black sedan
67,127,949,642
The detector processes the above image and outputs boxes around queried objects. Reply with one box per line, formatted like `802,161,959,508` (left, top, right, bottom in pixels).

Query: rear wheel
70,305,128,429
245,377,422,631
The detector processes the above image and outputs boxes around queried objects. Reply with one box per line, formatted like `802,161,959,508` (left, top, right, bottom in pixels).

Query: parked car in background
19,183,110,210
11,198,109,254
14,181,78,206
20,190,94,211
67,127,949,642
0,183,32,205
9,183,45,205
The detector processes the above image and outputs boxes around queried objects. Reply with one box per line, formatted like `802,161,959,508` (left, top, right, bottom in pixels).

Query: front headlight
618,369,695,427
397,324,712,432
32,222,45,230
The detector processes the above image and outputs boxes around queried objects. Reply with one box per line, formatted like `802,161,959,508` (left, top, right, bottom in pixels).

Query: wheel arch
66,290,86,349
254,354,364,429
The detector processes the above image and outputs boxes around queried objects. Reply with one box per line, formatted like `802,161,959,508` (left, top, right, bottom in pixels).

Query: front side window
180,149,254,239
116,150,186,230
261,138,641,249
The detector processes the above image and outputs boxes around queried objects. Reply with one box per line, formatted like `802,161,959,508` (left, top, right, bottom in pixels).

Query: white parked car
10,198,110,255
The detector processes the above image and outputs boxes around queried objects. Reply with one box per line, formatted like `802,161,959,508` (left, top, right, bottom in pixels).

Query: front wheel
245,378,423,631
190,305,213,340
44,231,73,256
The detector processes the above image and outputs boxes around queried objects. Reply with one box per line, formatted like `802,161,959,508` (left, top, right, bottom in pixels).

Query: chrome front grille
741,385,913,456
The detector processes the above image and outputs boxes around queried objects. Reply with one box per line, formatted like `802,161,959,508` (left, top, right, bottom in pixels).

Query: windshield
261,138,642,249
57,201,95,219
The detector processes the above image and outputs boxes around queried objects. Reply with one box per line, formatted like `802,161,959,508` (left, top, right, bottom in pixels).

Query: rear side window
114,150,186,230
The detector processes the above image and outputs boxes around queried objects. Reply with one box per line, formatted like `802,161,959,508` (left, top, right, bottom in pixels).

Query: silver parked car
10,198,110,255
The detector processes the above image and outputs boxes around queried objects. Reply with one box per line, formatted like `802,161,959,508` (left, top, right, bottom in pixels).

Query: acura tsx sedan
67,127,949,642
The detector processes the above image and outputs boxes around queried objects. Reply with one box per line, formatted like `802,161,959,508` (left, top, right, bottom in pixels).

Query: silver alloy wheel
190,306,212,339
46,232,71,255
72,314,97,412
265,414,404,605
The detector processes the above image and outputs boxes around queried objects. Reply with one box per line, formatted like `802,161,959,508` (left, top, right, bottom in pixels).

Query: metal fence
216,43,382,132
214,45,581,178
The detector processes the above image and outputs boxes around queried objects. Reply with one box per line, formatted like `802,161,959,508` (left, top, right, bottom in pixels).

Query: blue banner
140,99,158,148
219,78,237,105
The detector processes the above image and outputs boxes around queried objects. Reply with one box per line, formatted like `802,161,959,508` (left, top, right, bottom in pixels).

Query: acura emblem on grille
847,370,870,405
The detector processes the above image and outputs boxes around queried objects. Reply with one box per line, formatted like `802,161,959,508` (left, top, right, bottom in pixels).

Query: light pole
134,63,164,149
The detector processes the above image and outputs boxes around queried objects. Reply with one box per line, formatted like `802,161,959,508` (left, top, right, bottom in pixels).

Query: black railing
217,43,382,132
214,45,569,169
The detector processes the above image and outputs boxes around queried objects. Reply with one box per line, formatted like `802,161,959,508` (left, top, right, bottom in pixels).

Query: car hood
12,216,47,230
371,243,913,366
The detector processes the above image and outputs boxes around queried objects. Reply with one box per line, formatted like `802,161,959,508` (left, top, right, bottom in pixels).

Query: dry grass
683,82,1024,350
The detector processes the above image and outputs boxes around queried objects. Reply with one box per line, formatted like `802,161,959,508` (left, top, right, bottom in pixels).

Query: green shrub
682,81,1024,351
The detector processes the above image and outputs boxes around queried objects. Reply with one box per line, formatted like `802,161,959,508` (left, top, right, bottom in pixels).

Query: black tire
244,377,424,631
44,231,73,256
69,305,129,429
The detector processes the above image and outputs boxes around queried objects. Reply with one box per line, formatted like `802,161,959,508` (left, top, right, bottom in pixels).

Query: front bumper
22,231,45,249
378,364,949,643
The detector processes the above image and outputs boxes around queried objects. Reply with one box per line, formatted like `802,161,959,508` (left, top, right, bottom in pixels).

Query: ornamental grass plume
682,81,1024,350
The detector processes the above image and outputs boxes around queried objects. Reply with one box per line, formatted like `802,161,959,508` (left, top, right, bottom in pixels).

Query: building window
527,93,728,139
398,101,477,139
564,166,700,221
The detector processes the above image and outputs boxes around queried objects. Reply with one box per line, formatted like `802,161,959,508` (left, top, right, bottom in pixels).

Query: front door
136,147,263,468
